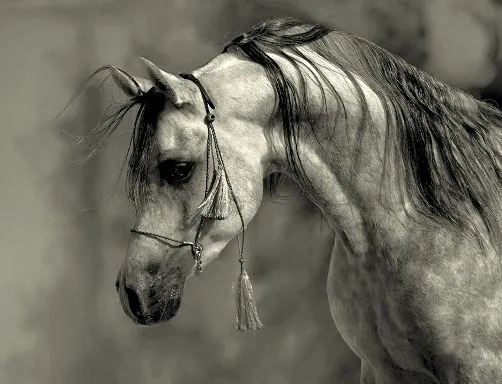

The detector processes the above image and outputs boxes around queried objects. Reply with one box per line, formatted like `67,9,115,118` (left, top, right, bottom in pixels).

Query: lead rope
180,73,263,331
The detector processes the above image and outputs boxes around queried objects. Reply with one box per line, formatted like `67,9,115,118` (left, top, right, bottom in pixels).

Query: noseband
129,228,204,272
130,73,246,275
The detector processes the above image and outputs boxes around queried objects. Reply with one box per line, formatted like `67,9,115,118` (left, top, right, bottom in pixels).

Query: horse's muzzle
119,282,183,326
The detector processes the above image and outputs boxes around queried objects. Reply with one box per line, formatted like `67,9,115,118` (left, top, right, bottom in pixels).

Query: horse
80,17,502,384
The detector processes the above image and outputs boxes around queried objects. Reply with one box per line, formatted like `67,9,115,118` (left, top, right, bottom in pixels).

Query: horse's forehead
155,108,206,154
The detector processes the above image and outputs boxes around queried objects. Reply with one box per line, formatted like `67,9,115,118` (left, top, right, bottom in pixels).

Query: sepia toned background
1,1,502,383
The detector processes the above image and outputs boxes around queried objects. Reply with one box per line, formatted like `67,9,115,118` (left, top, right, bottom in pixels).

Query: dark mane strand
224,18,333,196
125,87,167,209
224,17,502,253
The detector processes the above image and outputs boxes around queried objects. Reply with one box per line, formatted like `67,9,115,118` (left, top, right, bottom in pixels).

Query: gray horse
83,17,502,384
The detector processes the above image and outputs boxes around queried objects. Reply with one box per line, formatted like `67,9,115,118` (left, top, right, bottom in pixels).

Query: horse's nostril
125,287,143,318
115,279,120,292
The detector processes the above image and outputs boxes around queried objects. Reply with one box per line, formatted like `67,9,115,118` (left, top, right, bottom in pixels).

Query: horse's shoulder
396,229,502,380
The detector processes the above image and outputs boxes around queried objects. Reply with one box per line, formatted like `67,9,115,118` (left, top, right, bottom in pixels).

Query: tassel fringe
235,262,263,331
197,165,230,220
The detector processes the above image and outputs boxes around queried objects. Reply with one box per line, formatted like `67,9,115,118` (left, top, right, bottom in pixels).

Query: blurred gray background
1,1,502,383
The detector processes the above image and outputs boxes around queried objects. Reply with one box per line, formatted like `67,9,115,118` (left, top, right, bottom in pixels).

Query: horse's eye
158,160,195,185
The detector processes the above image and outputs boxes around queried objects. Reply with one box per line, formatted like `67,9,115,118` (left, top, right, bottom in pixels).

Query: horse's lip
133,313,166,326
132,298,182,326
160,297,182,321
135,316,152,326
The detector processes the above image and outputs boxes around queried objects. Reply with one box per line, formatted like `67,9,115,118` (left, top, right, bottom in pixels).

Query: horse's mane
223,17,502,252
79,17,502,253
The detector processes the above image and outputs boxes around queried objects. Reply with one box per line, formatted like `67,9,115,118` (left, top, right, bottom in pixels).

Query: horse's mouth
118,279,184,326
132,297,182,326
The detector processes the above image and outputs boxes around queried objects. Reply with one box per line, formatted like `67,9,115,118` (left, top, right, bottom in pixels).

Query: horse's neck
290,73,408,258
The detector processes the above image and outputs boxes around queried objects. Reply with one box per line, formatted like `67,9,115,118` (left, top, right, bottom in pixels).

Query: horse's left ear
109,66,153,96
139,57,194,107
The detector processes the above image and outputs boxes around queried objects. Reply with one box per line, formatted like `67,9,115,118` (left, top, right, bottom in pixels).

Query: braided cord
180,73,247,265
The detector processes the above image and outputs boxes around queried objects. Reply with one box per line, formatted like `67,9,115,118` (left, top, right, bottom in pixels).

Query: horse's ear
109,66,152,96
139,57,193,107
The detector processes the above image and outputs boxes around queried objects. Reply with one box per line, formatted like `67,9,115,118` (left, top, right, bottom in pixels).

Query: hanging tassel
235,260,263,331
197,165,230,220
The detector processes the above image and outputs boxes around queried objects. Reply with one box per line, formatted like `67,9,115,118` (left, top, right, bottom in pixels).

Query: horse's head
112,56,275,326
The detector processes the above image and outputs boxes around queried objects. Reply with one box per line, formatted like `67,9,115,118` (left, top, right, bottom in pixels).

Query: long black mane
82,17,502,253
223,17,502,252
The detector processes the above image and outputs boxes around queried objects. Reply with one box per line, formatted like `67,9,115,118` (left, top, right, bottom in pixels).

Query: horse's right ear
109,66,152,97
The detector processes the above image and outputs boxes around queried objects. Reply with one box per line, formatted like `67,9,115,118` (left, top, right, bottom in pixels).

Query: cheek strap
179,72,263,331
